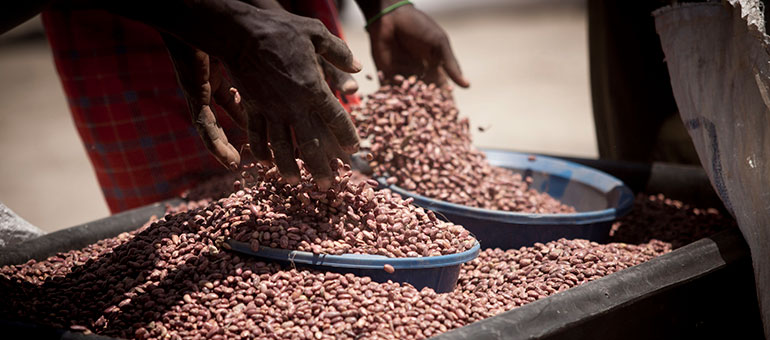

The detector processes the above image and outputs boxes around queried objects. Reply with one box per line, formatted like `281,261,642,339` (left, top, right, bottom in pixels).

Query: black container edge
0,198,183,267
430,228,762,339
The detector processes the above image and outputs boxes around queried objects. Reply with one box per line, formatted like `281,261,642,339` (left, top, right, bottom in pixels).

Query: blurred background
0,0,594,233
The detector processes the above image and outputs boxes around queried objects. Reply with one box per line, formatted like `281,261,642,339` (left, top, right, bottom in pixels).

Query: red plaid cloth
42,1,360,213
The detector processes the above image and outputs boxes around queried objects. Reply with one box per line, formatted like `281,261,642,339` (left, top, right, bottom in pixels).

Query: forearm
0,0,256,61
103,0,259,62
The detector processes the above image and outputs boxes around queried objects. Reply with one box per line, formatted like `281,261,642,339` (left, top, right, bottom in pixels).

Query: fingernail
229,162,239,170
230,87,241,103
342,80,358,94
352,58,363,72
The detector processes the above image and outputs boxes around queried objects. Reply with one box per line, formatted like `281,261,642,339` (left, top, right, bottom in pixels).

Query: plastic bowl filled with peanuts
353,76,634,249
204,159,479,293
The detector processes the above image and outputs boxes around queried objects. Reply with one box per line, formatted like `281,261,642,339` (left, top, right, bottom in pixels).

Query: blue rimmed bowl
227,240,480,293
377,150,634,249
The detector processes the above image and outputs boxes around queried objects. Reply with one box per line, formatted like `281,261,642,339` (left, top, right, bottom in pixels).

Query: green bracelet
365,0,413,28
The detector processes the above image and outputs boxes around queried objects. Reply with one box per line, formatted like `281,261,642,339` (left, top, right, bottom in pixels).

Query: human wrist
356,0,409,24
365,1,412,29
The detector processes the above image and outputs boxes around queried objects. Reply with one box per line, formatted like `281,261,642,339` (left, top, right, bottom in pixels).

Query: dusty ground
0,0,595,233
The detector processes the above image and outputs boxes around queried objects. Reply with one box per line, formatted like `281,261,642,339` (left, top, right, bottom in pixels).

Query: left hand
365,2,469,88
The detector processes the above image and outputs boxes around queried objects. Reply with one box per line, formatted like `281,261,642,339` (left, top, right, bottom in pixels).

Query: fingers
268,122,301,185
370,35,425,86
312,25,363,74
439,40,470,88
314,96,360,154
369,36,399,82
423,59,448,87
188,62,240,168
162,34,212,105
210,58,248,128
292,117,334,190
319,56,359,95
247,113,271,164
311,112,350,165
194,107,241,169
162,33,240,168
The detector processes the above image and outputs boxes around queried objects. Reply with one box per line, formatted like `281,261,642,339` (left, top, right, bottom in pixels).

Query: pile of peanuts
610,194,735,248
456,238,671,315
182,172,242,202
351,76,575,213
201,160,476,257
182,168,370,206
0,198,674,339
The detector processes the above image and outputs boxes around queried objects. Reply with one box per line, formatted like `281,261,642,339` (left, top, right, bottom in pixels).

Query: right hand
228,8,363,190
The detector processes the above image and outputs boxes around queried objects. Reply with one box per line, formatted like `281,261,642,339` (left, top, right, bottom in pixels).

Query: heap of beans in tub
0,78,735,339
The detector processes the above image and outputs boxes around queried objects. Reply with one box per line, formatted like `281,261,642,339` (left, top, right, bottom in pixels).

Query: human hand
223,8,364,190
362,1,469,88
141,1,362,189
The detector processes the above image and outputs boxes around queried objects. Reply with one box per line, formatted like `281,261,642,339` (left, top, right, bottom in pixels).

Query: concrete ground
0,0,595,233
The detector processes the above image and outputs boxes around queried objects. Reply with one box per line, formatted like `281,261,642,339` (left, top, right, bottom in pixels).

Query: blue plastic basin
227,240,480,293
377,150,634,250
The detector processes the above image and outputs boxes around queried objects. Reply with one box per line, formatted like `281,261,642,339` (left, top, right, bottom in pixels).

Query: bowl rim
227,240,481,270
377,151,635,225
